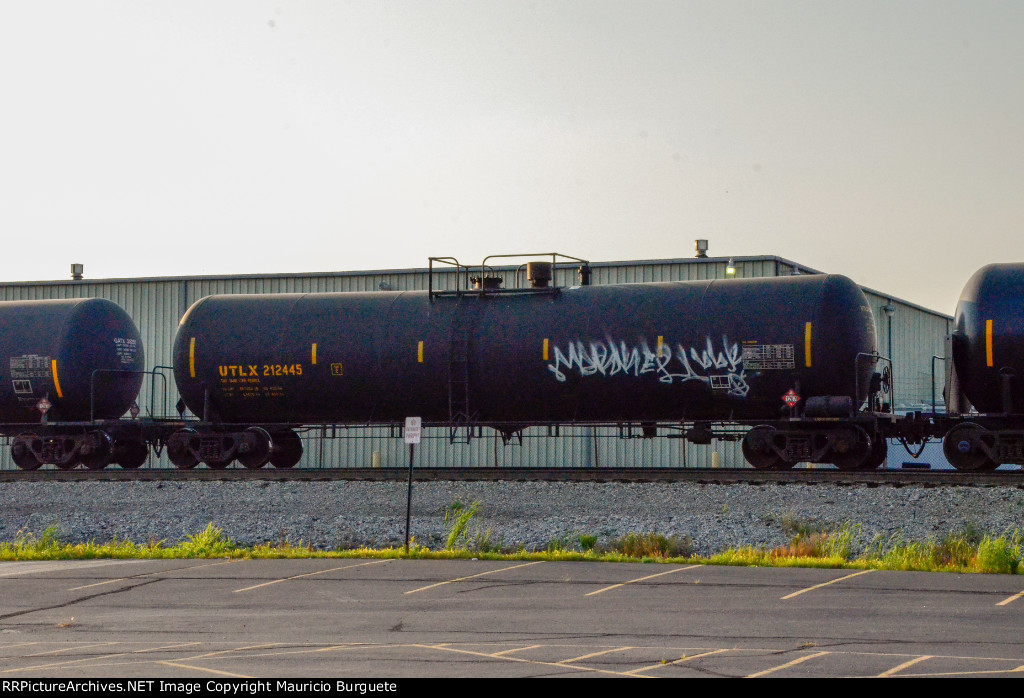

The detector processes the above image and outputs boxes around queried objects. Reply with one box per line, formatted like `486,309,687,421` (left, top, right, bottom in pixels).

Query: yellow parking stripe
491,644,544,657
404,561,544,595
586,565,701,596
781,569,874,600
69,559,237,591
997,590,1024,606
411,643,647,678
746,651,829,677
626,648,731,674
25,642,117,657
156,661,253,678
877,655,933,677
234,559,391,592
560,646,634,664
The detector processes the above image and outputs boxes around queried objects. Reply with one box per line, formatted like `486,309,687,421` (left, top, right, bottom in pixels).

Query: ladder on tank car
447,300,473,443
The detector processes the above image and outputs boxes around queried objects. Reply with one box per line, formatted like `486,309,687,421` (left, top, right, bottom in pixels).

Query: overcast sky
2,1,1021,312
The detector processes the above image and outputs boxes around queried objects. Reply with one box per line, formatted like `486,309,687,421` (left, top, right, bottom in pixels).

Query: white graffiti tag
547,336,749,397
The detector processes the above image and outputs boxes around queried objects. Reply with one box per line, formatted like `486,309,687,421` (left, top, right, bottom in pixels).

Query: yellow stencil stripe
804,322,812,368
189,337,196,378
657,335,664,357
543,338,549,361
51,359,63,399
986,319,994,367
417,341,424,363
312,343,318,365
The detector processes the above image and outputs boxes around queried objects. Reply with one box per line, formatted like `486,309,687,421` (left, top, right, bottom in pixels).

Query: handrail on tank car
428,257,466,300
429,253,590,299
855,352,894,414
151,365,174,417
89,368,169,423
931,355,946,418
479,253,589,294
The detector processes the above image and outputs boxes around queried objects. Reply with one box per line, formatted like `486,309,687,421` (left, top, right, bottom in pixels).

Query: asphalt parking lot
2,558,1024,677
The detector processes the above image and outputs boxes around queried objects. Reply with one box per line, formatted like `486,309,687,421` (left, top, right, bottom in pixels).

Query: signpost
403,417,421,553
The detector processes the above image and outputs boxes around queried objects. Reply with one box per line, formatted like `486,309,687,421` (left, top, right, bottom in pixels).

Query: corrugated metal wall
0,256,950,470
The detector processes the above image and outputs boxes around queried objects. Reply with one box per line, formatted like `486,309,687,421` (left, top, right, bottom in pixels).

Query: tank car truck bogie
8,423,151,470
164,426,303,469
739,420,887,471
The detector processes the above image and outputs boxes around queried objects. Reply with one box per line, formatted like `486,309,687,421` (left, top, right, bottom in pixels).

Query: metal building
0,254,952,470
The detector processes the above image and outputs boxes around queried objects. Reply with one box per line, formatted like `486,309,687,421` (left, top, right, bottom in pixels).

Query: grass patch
2,522,1021,575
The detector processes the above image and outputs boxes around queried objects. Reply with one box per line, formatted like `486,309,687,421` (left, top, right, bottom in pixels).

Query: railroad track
1,467,1022,486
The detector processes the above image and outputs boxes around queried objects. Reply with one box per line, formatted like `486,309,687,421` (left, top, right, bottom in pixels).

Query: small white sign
404,416,422,444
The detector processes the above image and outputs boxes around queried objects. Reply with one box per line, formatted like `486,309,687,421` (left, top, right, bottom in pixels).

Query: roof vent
527,261,552,288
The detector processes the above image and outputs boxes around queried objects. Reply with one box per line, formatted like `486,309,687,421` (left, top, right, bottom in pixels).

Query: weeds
609,532,693,559
975,535,1021,574
2,521,1022,576
778,514,825,538
440,500,501,553
442,500,480,550
177,524,236,558
773,523,857,561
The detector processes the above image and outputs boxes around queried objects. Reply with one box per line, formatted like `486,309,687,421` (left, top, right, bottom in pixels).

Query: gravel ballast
2,480,1024,555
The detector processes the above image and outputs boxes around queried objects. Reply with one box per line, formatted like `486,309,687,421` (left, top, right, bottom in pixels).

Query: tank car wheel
237,427,273,469
742,426,788,471
80,431,114,471
167,428,200,469
832,434,887,471
10,435,41,471
53,438,80,470
269,430,303,468
864,436,888,470
943,423,1000,472
113,438,148,469
829,427,875,471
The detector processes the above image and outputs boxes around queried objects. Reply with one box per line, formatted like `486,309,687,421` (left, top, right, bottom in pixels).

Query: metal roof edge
1,254,949,318
0,254,819,286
